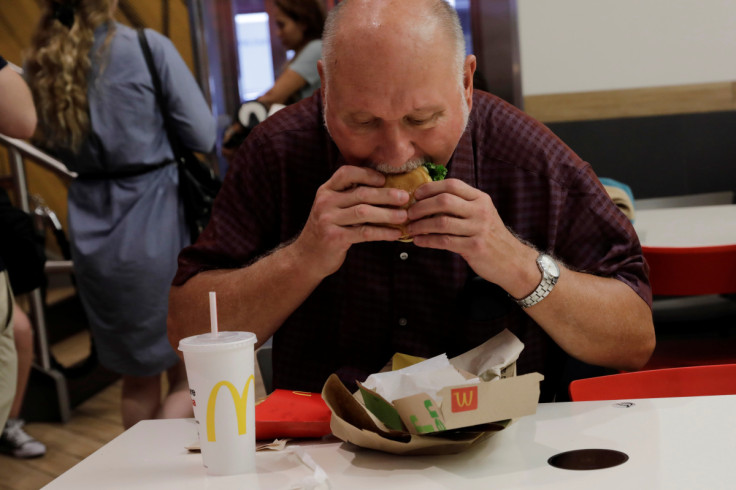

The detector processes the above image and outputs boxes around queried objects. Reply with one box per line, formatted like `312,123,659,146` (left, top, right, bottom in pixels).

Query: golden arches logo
455,391,473,407
451,386,478,412
205,375,254,442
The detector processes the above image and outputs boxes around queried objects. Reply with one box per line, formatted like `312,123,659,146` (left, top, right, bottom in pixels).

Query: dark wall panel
546,111,736,200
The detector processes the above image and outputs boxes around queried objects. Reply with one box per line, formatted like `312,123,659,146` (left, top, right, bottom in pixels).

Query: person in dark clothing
168,0,655,400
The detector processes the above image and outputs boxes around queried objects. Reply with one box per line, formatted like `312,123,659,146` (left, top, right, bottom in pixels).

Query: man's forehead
329,73,448,110
343,104,445,118
326,57,458,119
328,36,455,90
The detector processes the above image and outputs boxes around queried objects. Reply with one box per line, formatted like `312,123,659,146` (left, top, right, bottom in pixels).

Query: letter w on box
206,375,254,441
451,386,478,412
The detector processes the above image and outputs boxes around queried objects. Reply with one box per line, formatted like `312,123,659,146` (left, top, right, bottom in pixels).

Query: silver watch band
515,254,560,309
516,278,556,308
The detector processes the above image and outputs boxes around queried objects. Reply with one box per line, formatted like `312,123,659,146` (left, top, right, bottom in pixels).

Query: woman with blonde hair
25,0,215,428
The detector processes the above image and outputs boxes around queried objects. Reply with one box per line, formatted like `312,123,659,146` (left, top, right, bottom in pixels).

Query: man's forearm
525,267,655,371
457,225,655,371
167,242,325,350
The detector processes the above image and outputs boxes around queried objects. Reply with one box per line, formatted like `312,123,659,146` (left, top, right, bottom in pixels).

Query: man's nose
377,124,415,168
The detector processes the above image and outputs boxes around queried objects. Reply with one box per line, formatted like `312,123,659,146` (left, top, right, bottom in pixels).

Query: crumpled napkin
361,328,524,404
362,354,479,405
290,446,330,490
450,328,524,381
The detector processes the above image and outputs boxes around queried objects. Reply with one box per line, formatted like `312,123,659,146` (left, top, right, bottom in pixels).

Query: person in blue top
259,0,326,107
222,0,326,161
25,0,216,429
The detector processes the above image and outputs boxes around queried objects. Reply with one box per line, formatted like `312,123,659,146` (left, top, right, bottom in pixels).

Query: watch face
539,254,560,278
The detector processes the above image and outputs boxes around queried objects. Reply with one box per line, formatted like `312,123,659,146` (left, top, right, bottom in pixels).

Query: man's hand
291,165,411,278
407,178,539,297
407,178,655,371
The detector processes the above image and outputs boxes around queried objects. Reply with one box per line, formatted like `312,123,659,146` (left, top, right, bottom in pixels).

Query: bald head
321,0,466,89
318,0,475,172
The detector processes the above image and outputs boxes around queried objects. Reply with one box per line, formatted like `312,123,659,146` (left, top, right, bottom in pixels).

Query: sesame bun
381,165,432,242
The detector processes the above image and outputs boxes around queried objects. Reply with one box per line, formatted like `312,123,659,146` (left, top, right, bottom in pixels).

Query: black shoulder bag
0,188,47,294
137,28,221,243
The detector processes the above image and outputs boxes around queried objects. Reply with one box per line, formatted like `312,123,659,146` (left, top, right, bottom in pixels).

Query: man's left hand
407,178,539,298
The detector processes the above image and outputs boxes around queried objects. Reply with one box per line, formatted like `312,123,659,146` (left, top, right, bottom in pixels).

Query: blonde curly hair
24,0,115,152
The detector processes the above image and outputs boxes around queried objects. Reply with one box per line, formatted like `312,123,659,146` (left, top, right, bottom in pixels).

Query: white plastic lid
178,331,257,353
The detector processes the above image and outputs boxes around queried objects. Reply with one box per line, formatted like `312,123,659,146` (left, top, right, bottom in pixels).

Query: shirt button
399,252,409,260
398,317,408,326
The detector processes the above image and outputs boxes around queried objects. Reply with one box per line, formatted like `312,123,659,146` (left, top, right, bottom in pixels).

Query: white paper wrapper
450,328,525,381
361,328,524,406
362,354,480,404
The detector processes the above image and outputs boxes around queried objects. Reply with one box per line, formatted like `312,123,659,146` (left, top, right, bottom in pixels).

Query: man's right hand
291,165,410,278
169,165,412,348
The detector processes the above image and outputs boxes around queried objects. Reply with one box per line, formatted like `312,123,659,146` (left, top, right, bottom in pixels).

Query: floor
0,329,124,490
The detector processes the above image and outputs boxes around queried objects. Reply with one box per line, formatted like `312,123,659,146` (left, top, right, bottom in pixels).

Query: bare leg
121,373,162,429
10,304,32,418
156,359,193,420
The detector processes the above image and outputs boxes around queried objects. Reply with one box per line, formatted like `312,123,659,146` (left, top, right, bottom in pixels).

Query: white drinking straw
209,291,219,336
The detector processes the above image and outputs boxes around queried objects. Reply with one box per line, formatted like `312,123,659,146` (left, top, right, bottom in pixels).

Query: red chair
641,244,736,370
569,364,736,401
642,244,736,296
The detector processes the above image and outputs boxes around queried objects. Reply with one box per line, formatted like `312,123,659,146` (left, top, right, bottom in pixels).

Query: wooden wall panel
166,1,194,72
0,1,42,65
117,0,194,70
0,1,195,250
0,1,192,80
524,82,736,123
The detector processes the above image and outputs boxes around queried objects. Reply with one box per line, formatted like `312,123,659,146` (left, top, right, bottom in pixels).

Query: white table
634,204,736,248
43,395,736,489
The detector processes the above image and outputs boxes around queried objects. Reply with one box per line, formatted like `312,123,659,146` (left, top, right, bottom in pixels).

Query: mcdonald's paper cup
179,331,258,475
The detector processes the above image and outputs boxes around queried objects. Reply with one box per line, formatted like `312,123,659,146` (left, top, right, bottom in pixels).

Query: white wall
518,0,736,95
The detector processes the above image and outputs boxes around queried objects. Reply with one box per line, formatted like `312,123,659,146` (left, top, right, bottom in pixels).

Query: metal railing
1,133,77,422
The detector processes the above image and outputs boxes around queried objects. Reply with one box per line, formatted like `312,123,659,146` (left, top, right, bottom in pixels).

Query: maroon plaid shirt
174,90,651,401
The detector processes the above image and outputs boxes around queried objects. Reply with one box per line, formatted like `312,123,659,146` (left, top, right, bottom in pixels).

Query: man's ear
464,54,476,110
317,60,326,100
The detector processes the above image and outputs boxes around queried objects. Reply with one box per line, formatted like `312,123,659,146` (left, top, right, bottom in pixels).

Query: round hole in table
548,448,629,470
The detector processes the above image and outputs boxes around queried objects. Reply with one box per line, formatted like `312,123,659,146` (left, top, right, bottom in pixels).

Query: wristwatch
515,253,560,308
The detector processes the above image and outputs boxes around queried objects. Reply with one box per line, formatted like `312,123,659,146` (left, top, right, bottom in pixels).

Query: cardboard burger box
322,329,544,455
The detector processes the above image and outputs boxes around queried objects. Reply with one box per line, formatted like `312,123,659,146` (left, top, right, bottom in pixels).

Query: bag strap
137,28,186,164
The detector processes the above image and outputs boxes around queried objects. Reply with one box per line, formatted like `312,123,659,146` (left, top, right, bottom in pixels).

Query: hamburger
381,162,447,242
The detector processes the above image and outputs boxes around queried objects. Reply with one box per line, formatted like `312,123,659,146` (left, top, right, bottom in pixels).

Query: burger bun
380,165,432,242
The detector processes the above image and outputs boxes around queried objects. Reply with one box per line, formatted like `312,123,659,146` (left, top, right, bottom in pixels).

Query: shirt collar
446,122,475,187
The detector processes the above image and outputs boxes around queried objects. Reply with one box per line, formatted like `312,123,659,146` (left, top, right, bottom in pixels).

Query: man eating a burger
168,0,654,401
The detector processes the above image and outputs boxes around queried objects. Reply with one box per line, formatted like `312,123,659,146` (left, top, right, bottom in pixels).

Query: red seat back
569,364,736,401
642,244,736,296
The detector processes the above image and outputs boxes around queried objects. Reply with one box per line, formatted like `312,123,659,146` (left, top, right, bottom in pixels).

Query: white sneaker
0,418,46,458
